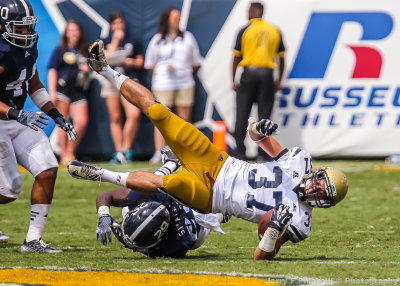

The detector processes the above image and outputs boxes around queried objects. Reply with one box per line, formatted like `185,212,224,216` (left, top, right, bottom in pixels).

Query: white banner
200,0,400,157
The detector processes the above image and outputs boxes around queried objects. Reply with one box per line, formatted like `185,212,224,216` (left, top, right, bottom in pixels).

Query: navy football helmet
121,201,170,251
0,0,38,48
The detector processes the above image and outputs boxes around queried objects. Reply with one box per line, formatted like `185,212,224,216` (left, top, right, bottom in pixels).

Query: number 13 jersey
212,147,313,243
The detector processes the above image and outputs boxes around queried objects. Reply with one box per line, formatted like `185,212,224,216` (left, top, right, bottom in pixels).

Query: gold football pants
147,102,229,213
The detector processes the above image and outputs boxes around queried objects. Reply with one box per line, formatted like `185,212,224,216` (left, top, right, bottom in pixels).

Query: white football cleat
68,160,103,181
161,145,181,167
20,239,62,253
0,231,9,243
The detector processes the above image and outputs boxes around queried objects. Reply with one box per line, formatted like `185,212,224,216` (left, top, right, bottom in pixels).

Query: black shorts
56,84,87,104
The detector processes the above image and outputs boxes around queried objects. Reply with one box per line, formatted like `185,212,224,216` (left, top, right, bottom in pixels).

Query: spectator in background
101,11,144,163
145,7,202,164
232,2,285,161
48,19,90,165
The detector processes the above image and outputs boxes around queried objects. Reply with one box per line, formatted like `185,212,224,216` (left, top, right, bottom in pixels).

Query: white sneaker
161,145,181,167
67,160,103,181
0,231,9,243
20,239,62,253
149,151,162,164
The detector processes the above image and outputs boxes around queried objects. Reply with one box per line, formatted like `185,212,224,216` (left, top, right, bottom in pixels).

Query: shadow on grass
273,255,366,262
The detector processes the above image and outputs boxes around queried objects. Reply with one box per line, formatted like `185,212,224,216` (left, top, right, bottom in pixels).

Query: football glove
96,214,115,245
268,204,293,238
10,109,49,131
88,40,108,72
253,119,279,137
161,145,182,168
54,116,77,141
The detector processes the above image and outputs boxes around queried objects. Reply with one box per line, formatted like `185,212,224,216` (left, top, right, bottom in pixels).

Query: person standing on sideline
48,19,90,165
232,2,285,161
145,7,202,164
101,11,144,163
0,0,76,252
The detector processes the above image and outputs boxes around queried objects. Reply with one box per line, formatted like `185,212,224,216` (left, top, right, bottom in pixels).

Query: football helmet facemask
121,201,170,251
297,167,348,208
0,0,38,48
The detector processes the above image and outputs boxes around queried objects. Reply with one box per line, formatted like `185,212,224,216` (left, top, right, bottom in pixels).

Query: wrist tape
258,227,280,253
98,206,110,217
6,107,21,120
30,88,51,108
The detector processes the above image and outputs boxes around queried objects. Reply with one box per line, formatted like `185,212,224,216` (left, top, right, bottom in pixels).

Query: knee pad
0,176,22,200
162,173,212,213
147,102,171,121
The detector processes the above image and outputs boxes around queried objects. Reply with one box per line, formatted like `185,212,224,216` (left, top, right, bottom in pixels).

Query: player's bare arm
27,69,77,140
247,118,285,158
28,70,56,113
96,188,132,210
254,205,292,261
0,101,12,120
254,237,284,260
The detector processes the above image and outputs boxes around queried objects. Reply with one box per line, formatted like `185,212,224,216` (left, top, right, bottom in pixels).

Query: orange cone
213,121,227,152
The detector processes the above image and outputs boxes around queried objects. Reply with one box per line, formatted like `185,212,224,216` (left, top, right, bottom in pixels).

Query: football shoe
0,231,10,243
20,239,62,253
67,160,103,181
161,145,181,167
88,40,108,72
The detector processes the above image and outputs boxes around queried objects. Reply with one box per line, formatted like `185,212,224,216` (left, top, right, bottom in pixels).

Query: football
258,209,284,253
258,209,274,240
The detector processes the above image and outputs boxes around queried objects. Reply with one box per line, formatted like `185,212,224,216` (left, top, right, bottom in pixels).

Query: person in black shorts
48,19,90,165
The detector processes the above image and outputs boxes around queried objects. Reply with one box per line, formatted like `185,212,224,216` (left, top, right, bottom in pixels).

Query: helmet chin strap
294,183,307,202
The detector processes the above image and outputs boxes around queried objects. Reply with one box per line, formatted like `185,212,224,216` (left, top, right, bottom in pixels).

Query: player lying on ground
95,146,226,258
68,40,348,260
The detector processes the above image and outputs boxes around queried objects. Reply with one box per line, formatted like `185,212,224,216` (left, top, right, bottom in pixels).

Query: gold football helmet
298,167,348,208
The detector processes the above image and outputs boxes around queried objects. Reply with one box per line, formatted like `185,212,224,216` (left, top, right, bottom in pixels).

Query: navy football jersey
126,191,198,258
0,38,38,110
48,46,84,86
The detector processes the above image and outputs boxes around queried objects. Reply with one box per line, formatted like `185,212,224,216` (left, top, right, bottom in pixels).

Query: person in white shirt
68,41,349,260
145,7,202,164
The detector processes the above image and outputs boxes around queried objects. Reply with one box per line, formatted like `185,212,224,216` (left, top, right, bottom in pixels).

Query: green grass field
1,160,399,285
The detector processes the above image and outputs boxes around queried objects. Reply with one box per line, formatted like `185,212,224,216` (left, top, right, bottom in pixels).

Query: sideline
0,269,279,286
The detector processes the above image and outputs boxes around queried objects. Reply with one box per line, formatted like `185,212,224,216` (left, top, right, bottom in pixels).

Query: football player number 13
247,166,283,211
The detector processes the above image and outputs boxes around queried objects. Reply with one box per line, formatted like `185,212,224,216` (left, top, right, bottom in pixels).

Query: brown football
258,209,274,240
258,209,284,253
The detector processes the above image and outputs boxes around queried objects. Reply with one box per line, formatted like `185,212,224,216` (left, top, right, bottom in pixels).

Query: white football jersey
212,148,313,243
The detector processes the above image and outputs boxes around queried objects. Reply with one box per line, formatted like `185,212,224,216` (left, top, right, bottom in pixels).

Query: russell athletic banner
30,0,400,158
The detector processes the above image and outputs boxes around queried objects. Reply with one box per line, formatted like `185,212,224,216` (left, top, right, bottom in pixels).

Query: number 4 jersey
0,38,38,109
212,147,313,243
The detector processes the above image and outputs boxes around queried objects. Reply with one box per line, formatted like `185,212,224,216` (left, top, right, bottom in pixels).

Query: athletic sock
101,169,129,187
155,161,179,176
25,204,50,242
99,65,128,90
